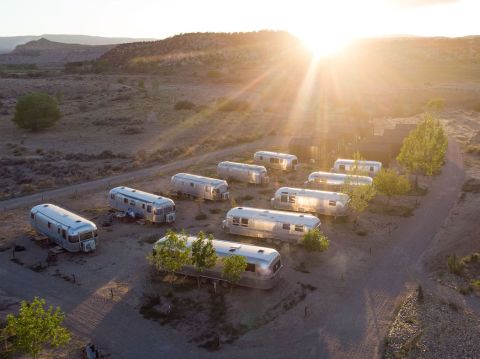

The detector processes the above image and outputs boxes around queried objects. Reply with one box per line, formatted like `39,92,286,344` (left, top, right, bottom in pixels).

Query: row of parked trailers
29,150,381,290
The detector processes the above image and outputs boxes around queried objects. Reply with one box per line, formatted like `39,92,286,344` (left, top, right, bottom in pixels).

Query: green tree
425,98,445,114
342,181,376,224
148,230,191,286
12,92,61,131
397,113,448,179
222,255,247,292
191,231,218,287
302,229,330,252
373,168,411,204
2,297,70,358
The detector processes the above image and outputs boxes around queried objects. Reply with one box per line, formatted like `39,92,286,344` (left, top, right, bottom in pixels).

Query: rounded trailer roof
110,186,174,206
275,187,349,203
172,173,227,186
31,203,97,232
155,236,280,266
227,206,320,226
308,171,373,185
334,158,383,166
218,161,267,172
254,151,297,160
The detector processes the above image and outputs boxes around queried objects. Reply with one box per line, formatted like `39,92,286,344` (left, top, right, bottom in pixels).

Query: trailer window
281,195,288,203
47,222,51,229
272,259,281,273
79,232,93,241
57,228,61,234
129,200,135,206
142,204,145,209
339,164,346,172
30,213,34,220
245,263,256,272
282,223,290,230
329,200,336,206
232,217,240,226
241,218,249,227
292,159,298,165
68,235,79,243
259,156,263,160
111,194,115,200
294,224,304,232
370,166,374,172
190,182,194,187
288,195,296,204
123,198,128,204
154,208,164,215
147,205,152,213
93,230,98,237
62,229,66,239
270,158,275,163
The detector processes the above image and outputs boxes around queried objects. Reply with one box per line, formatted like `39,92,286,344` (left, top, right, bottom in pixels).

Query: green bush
447,254,464,275
217,98,250,112
12,92,61,130
302,229,329,252
174,100,196,111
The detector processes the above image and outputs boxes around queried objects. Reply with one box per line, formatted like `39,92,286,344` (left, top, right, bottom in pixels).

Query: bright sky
1,0,478,43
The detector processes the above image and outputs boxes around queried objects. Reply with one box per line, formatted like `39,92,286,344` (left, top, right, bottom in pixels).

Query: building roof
172,173,227,187
226,207,321,227
110,186,174,207
31,204,97,232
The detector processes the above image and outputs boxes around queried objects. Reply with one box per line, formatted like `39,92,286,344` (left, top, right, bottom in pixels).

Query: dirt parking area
0,145,427,351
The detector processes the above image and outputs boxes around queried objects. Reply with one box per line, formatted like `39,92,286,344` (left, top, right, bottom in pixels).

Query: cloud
389,0,458,8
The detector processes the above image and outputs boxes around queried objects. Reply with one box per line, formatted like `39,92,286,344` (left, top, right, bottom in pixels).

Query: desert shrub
207,70,222,78
121,126,143,135
462,178,480,193
195,213,208,220
78,103,88,112
174,100,195,111
240,195,254,201
466,145,480,155
138,79,145,88
12,92,61,130
217,99,250,112
302,229,329,252
447,254,464,275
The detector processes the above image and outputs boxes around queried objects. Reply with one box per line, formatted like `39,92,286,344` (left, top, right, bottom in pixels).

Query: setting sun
299,32,351,58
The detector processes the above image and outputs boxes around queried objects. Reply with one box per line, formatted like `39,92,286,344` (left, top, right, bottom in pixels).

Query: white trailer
217,161,269,184
223,207,321,243
271,187,349,217
30,204,98,253
305,171,373,190
171,173,229,200
332,159,382,177
254,151,299,171
153,235,282,290
109,186,175,223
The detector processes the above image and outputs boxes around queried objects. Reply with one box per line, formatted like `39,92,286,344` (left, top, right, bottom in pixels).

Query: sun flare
299,32,351,59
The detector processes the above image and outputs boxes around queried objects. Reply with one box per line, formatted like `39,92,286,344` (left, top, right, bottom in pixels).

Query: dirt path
0,139,465,359
0,136,277,211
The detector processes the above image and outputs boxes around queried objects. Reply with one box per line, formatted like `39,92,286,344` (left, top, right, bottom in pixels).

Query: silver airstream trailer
254,151,299,171
271,187,350,217
153,235,282,290
332,159,382,177
109,186,176,223
305,171,373,190
171,173,229,200
30,204,98,253
223,207,321,243
217,161,269,184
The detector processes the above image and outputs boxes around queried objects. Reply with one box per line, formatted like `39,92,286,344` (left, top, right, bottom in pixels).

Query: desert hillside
0,38,115,65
